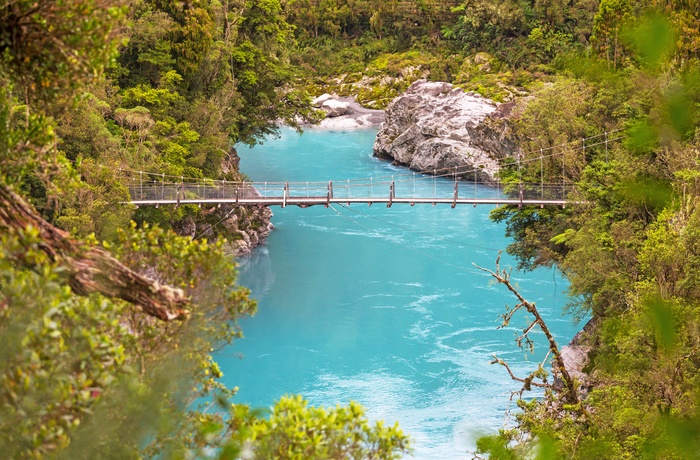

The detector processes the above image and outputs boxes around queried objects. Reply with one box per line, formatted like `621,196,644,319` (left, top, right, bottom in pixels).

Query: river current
219,127,578,458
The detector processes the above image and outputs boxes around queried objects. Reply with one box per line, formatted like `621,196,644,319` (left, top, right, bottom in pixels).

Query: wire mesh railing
126,177,578,205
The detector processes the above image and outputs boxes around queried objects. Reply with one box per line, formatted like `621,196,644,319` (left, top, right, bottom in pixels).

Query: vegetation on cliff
480,5,700,460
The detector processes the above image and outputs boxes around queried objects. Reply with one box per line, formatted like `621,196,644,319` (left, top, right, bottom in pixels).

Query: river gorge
218,127,580,458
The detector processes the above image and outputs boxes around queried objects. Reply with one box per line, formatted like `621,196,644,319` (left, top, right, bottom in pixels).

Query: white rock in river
373,80,518,183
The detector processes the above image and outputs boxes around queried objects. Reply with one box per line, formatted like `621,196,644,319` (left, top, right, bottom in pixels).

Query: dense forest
1,0,699,458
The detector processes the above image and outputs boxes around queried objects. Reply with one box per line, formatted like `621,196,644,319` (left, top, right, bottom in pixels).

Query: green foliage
443,0,598,67
240,395,411,459
0,231,129,457
0,222,258,458
0,0,127,103
0,0,417,458
475,429,521,460
55,159,133,240
3,0,700,458
481,6,700,460
286,0,461,46
0,88,61,186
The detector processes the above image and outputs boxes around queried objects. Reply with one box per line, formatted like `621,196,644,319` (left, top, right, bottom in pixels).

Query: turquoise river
218,127,580,459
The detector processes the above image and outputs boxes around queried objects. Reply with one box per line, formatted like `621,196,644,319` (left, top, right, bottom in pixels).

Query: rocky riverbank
174,204,273,257
222,205,274,256
309,94,385,130
373,80,519,183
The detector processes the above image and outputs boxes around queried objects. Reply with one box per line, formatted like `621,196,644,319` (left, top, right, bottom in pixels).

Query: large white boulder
373,80,519,183
312,93,334,108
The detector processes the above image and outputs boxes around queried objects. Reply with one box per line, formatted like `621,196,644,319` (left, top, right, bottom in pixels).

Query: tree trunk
0,183,189,321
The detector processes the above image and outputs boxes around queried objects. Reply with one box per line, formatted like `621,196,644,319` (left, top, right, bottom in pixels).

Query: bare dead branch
475,252,580,406
516,320,538,348
491,355,547,395
498,302,524,328
0,183,189,321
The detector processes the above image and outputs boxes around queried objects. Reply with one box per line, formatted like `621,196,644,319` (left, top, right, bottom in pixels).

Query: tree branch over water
0,183,189,321
475,252,580,406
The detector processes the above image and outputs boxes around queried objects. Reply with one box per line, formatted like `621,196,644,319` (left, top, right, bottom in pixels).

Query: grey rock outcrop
373,80,519,183
560,343,590,383
312,93,334,107
554,318,597,396
221,205,274,257
322,99,352,117
174,188,273,257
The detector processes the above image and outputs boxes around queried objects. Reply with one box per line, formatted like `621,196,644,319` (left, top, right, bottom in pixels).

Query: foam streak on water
219,128,578,458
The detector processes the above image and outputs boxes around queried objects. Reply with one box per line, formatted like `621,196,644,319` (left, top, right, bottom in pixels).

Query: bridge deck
120,129,622,209
130,197,570,207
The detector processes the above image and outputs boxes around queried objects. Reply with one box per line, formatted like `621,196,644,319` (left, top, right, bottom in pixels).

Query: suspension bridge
125,130,622,209
127,176,576,208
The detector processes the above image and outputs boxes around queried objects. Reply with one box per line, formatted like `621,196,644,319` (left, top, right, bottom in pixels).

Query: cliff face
219,148,274,256
373,80,520,183
173,204,273,257
223,205,274,257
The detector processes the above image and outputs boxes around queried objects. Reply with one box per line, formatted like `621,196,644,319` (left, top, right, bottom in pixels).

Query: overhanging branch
0,183,189,321
475,252,580,406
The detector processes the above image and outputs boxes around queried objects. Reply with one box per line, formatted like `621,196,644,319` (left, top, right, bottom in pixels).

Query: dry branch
490,355,547,392
475,252,580,405
0,183,189,321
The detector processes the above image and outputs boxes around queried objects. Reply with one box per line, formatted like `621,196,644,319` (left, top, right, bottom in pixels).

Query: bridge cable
113,130,625,188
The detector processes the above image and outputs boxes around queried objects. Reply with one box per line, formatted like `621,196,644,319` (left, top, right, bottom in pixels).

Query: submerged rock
373,80,519,183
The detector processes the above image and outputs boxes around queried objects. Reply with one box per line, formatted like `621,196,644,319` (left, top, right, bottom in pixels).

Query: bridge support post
605,132,608,162
327,181,333,207
519,183,523,210
283,182,288,208
387,180,394,208
452,180,458,208
540,150,544,200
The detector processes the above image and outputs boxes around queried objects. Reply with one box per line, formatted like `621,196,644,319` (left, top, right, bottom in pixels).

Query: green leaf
646,296,675,352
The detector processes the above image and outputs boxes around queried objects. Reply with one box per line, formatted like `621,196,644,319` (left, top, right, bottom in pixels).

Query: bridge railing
127,177,578,204
127,182,261,202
